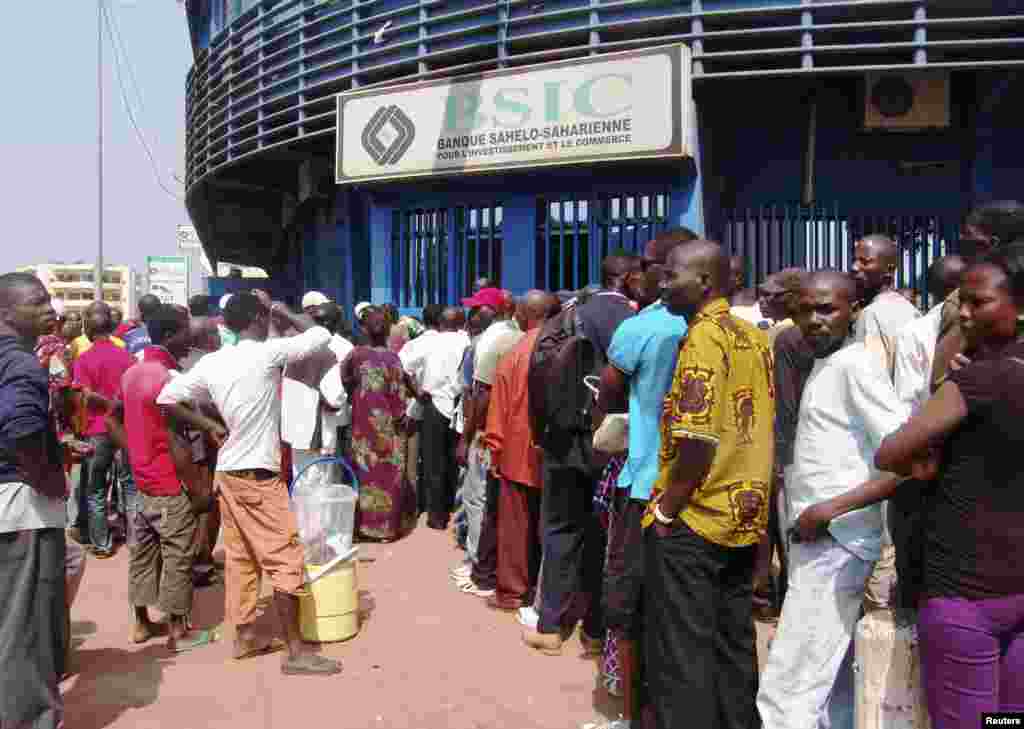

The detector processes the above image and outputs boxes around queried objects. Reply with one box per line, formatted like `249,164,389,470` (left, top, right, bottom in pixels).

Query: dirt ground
64,519,774,729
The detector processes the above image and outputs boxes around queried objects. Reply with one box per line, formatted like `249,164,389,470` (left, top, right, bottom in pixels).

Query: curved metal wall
185,0,1024,193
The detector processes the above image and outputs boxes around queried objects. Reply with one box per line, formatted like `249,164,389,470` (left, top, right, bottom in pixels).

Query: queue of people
2,201,1023,729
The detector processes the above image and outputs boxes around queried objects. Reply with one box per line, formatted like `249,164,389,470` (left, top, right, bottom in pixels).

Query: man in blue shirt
0,272,67,729
120,293,162,357
596,227,695,727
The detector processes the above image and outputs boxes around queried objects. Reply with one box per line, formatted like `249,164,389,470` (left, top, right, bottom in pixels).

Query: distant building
216,263,267,279
19,263,137,317
177,224,211,297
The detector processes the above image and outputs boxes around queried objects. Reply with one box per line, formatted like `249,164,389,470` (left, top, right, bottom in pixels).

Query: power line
106,1,186,190
106,3,160,157
103,2,183,198
101,2,184,201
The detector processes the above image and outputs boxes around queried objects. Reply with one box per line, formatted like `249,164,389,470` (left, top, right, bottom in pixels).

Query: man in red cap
455,288,523,598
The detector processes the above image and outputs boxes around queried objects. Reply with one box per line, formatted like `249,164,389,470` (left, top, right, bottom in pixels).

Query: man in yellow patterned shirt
643,240,774,729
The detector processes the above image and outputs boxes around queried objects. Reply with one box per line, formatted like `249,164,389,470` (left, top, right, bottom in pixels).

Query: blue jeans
463,441,488,565
117,452,141,547
67,463,83,529
81,435,116,552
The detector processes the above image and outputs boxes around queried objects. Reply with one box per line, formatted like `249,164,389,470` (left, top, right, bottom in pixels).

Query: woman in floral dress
340,307,422,541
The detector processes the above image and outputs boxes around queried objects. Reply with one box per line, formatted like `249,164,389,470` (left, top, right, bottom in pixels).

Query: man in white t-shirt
401,306,470,531
758,271,907,729
158,291,340,677
851,234,922,379
892,255,966,412
282,302,352,479
315,303,355,462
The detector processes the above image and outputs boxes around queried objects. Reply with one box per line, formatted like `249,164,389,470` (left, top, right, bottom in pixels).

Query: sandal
233,638,286,661
132,620,162,645
281,653,342,676
170,628,219,654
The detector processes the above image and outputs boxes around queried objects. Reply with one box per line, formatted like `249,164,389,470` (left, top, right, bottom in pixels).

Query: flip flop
170,628,219,654
132,621,164,644
281,654,342,676
232,638,286,662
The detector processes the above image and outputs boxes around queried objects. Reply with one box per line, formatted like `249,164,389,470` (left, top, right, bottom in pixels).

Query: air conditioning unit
864,72,950,131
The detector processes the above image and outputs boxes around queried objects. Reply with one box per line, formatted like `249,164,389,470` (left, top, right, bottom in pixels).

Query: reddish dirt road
64,520,773,729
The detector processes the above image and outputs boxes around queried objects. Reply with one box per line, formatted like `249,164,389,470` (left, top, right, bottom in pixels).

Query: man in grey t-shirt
850,234,919,611
456,289,522,597
851,234,920,379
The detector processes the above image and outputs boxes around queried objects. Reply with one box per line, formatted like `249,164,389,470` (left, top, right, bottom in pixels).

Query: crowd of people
1,201,1023,729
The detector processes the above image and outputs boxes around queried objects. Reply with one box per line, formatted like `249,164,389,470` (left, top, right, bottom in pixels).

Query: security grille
723,203,962,310
392,204,503,307
536,191,671,292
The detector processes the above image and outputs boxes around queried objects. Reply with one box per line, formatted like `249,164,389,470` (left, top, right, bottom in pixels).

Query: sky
0,1,193,280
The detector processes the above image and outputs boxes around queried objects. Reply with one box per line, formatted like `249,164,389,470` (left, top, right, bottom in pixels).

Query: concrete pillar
368,193,395,305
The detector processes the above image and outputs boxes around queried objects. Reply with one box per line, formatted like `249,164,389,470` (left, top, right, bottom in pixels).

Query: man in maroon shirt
72,302,137,557
110,304,225,651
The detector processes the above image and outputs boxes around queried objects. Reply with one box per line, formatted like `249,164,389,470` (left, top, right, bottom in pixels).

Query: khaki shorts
216,472,306,627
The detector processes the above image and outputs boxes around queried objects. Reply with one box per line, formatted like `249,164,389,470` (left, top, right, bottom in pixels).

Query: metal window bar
537,191,670,292
723,204,961,309
391,209,403,306
456,204,504,295
394,204,502,306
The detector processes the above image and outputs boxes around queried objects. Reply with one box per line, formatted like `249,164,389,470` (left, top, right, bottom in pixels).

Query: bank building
183,0,1024,311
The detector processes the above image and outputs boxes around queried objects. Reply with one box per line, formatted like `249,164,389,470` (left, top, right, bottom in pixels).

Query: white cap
302,291,330,309
219,294,233,311
51,299,66,317
354,301,372,321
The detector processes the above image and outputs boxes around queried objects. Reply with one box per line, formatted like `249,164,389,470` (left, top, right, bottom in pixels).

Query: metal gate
391,203,504,308
535,190,672,292
722,204,963,310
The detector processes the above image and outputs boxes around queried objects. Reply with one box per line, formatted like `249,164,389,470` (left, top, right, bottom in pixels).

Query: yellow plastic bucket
298,560,360,643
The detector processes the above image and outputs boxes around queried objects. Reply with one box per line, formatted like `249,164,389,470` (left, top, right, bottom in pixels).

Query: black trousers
0,528,65,729
470,473,501,590
537,464,606,638
603,496,647,640
769,479,789,608
420,399,456,525
890,480,928,613
644,521,758,729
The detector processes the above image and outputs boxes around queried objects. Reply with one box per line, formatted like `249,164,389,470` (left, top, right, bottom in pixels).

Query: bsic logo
361,105,416,165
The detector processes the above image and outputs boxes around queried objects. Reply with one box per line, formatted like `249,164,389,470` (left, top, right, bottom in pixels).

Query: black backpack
527,292,609,459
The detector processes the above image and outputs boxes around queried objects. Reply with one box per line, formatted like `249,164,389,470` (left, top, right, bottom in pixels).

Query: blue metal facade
183,0,1024,311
